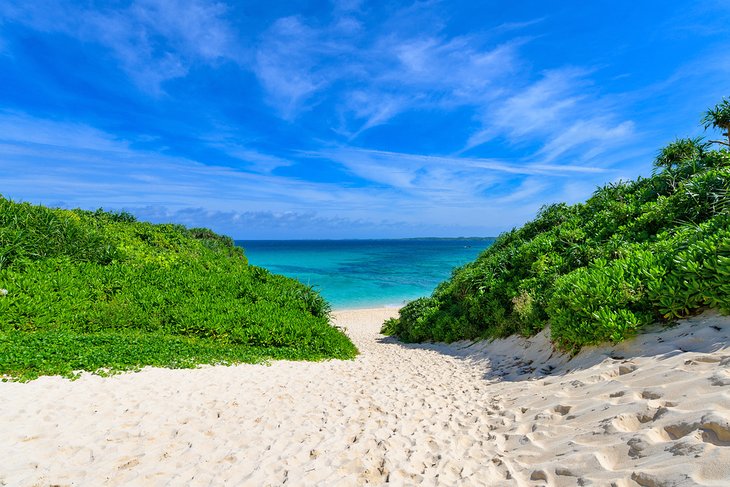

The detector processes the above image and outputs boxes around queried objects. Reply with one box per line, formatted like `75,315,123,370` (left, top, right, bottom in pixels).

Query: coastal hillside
0,199,356,381
383,99,730,351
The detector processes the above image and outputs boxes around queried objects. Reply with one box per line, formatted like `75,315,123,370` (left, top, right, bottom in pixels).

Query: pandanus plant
702,98,730,147
654,137,706,172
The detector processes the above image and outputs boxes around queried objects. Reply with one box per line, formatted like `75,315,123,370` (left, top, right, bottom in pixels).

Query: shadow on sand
376,310,730,383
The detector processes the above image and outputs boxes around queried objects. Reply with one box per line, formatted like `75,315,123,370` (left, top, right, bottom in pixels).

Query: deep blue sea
236,239,494,310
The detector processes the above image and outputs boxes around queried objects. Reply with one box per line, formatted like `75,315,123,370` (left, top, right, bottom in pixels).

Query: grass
0,199,357,381
383,100,730,352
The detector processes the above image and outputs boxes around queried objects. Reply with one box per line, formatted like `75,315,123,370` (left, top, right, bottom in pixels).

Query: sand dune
2,308,729,486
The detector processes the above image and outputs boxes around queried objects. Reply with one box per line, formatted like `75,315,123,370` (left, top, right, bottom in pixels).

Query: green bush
383,99,730,351
548,251,664,351
648,215,730,319
0,198,356,381
0,199,118,269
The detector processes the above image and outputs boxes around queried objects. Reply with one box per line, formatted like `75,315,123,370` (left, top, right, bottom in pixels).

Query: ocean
236,239,494,310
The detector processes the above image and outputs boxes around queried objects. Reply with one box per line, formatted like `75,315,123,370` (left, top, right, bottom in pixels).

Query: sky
1,1,729,239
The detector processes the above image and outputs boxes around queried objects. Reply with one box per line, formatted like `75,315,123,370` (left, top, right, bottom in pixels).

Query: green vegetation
383,100,730,352
702,97,730,147
0,200,357,381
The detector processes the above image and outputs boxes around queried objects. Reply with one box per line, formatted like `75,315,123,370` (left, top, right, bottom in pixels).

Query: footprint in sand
663,414,730,446
618,363,639,376
553,404,572,416
529,469,549,482
708,372,730,387
627,437,651,458
684,355,723,366
640,390,663,400
612,407,667,433
632,471,691,487
594,446,623,471
612,413,643,433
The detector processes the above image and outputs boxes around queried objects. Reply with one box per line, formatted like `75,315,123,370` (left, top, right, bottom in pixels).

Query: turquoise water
236,239,494,310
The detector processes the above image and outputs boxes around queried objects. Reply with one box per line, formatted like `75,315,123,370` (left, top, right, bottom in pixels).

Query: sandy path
1,308,730,486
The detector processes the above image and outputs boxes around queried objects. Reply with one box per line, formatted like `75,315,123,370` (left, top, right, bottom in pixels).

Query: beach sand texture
2,308,730,486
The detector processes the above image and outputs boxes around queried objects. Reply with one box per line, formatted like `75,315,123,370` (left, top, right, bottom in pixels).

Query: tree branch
708,140,730,147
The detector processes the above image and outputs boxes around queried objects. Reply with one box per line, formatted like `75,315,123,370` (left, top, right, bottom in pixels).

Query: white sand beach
2,308,729,486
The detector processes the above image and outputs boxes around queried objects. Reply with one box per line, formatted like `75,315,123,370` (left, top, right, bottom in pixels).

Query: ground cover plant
383,99,730,351
0,201,357,381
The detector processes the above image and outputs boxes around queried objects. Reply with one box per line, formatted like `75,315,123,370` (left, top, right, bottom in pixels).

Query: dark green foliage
548,250,663,351
647,215,730,319
187,227,239,255
90,208,138,223
0,199,356,381
702,98,730,147
654,137,707,173
384,101,730,351
0,199,119,269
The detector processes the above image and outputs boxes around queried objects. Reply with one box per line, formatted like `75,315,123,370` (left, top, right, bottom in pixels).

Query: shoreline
2,308,729,485
332,304,403,312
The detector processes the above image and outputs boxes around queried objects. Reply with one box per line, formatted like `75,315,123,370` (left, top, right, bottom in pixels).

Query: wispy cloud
340,36,521,135
254,16,335,119
305,147,608,211
1,0,239,93
537,119,635,163
385,36,520,96
466,68,588,148
314,147,606,178
491,18,546,35
343,91,412,138
0,112,339,209
207,142,296,174
464,67,637,171
132,207,449,240
1,111,616,237
250,2,633,166
252,5,522,131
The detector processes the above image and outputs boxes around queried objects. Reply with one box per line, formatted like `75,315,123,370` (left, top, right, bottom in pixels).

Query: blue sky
1,1,729,239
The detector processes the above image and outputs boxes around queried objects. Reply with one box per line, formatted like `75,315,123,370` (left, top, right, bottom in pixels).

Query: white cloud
335,36,521,135
220,147,295,174
489,178,548,205
464,67,637,174
314,147,605,179
387,36,520,96
343,91,412,137
0,3,666,238
491,18,546,35
1,0,239,93
303,146,609,213
132,0,235,61
0,112,415,219
467,68,587,148
250,5,638,164
252,5,521,130
253,14,361,119
132,207,423,239
538,119,635,162
0,111,129,152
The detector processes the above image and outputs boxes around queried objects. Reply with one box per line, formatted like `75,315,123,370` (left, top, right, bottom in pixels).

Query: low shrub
383,100,730,351
0,198,356,381
548,250,664,351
